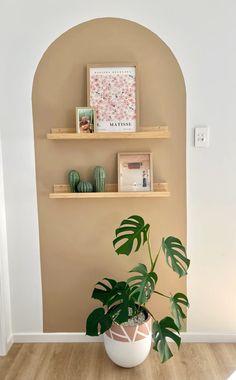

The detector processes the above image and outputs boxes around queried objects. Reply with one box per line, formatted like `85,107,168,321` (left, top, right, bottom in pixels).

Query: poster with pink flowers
87,65,137,132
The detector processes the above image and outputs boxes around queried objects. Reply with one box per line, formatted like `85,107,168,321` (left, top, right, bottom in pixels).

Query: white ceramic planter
104,314,152,368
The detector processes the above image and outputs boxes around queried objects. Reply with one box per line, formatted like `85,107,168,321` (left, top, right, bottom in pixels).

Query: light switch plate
194,126,209,148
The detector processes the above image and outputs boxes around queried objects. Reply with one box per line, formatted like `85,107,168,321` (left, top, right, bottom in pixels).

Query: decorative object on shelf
94,166,106,192
118,152,153,192
68,170,80,192
77,181,93,193
76,107,96,133
87,64,138,133
86,215,190,367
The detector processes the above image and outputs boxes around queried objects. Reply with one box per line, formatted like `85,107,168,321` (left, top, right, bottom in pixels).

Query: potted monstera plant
86,215,190,367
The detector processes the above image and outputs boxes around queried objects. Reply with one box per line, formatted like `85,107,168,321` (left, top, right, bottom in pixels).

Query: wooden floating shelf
47,126,170,140
49,183,170,199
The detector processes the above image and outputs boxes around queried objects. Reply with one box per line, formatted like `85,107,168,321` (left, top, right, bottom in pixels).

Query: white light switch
194,126,209,148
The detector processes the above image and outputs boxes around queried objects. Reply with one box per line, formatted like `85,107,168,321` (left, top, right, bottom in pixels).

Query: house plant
86,215,190,367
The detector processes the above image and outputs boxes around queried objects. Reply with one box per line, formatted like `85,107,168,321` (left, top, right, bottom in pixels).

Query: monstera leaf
106,281,136,324
152,317,181,363
92,278,117,306
109,297,134,324
92,280,136,325
170,292,189,329
113,215,150,256
106,281,130,308
162,237,190,277
128,263,158,305
86,308,112,336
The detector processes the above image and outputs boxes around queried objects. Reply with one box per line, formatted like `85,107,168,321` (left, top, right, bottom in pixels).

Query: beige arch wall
32,18,186,332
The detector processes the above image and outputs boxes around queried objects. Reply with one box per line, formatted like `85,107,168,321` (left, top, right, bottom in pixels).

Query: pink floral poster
88,66,137,132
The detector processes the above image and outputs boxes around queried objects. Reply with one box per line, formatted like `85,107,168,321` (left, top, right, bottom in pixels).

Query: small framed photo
87,64,138,132
118,152,153,192
76,107,96,133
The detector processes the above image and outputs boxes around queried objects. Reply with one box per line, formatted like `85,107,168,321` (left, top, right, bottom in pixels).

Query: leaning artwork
87,64,138,132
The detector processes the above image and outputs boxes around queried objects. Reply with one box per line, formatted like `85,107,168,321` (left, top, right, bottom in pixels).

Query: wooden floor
0,343,235,380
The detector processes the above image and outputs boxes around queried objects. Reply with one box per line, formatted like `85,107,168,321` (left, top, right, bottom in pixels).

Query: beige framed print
87,64,138,132
76,107,96,133
118,152,153,192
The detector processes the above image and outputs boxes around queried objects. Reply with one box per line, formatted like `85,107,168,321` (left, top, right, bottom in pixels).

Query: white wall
0,137,12,355
0,0,235,335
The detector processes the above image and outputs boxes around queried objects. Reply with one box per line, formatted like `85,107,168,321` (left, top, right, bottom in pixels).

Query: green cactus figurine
94,166,106,192
68,170,80,192
77,181,93,193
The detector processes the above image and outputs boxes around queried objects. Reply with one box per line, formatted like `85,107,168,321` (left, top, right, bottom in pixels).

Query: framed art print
75,107,96,133
87,64,138,132
118,152,153,192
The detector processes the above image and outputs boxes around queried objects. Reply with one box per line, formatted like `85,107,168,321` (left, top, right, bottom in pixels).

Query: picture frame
118,152,153,192
76,107,96,133
87,63,139,133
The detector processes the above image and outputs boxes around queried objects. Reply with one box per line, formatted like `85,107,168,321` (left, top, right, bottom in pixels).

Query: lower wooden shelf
49,183,170,199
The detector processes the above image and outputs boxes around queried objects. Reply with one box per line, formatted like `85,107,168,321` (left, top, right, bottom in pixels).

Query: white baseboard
6,335,14,351
0,335,13,356
0,332,234,356
181,333,236,343
12,332,236,344
13,332,103,343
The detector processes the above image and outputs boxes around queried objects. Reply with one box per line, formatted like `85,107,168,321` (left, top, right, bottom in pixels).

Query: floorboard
0,343,235,380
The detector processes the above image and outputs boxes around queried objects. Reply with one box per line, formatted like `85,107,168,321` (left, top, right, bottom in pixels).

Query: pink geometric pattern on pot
105,314,152,342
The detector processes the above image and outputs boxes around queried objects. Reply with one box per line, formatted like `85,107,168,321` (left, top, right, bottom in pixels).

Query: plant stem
151,246,161,272
147,231,154,268
154,290,170,299
146,308,156,321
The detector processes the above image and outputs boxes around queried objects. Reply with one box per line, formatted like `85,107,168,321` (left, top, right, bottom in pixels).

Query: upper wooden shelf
46,126,170,140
